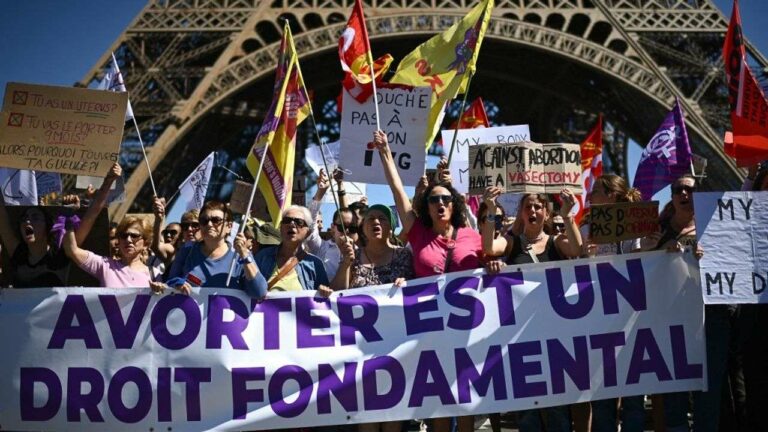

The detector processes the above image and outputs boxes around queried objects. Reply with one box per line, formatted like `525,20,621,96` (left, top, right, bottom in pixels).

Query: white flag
0,169,38,205
177,152,215,212
98,53,134,120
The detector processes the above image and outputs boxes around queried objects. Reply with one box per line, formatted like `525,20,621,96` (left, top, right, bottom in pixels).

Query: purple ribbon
51,214,81,249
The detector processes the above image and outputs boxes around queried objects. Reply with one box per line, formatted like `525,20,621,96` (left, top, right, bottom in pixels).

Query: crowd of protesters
1,128,767,432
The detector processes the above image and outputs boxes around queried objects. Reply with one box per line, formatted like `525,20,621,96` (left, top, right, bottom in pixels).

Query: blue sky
0,0,765,222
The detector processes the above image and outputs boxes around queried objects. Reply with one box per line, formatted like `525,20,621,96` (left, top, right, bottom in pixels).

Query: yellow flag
390,0,493,148
246,23,310,224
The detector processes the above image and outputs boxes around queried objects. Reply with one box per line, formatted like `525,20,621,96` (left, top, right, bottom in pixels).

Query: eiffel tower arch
79,0,767,220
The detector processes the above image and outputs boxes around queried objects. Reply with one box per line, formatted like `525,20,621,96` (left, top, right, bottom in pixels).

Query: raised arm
0,194,20,256
332,168,348,209
305,169,329,255
480,187,512,256
63,228,90,267
75,163,121,244
151,196,175,261
554,188,584,258
331,238,355,291
373,130,416,234
234,233,267,299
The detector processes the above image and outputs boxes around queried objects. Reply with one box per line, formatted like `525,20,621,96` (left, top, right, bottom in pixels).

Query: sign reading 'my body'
0,83,128,176
440,125,531,194
695,191,768,304
467,142,582,195
340,86,429,186
0,252,705,431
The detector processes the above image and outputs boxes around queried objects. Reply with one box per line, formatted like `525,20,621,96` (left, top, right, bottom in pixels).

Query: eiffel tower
78,0,767,220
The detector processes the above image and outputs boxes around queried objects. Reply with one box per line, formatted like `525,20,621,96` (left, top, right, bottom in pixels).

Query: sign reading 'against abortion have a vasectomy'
467,142,582,195
0,252,705,431
0,83,127,176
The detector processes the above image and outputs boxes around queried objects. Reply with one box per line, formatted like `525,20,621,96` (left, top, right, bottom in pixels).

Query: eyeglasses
118,232,143,241
180,222,199,231
199,216,225,226
335,223,359,234
280,217,308,228
427,194,452,205
162,229,179,237
672,184,696,195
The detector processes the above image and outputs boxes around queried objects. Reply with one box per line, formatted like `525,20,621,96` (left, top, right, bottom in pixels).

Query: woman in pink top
373,130,481,432
63,215,162,288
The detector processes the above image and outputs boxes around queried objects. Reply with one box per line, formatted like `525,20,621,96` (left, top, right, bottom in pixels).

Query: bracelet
238,255,254,265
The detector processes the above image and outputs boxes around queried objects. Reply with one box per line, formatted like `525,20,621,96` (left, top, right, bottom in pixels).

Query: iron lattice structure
79,0,768,220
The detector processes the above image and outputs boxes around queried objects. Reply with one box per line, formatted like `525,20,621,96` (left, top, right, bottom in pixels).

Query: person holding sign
578,173,646,432
481,187,582,432
164,201,266,297
372,129,481,432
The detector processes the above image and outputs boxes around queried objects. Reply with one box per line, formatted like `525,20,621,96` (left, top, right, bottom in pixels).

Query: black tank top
507,235,564,265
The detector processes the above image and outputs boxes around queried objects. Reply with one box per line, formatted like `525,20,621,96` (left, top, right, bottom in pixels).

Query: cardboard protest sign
695,191,768,304
230,180,270,221
589,201,659,244
440,125,530,193
0,83,127,176
468,142,581,195
340,86,429,186
305,142,367,203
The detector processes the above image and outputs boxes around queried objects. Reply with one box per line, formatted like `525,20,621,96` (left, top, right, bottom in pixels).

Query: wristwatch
238,255,254,265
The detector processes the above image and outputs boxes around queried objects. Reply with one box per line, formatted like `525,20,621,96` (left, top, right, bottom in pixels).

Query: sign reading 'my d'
0,83,127,176
468,142,581,195
0,252,704,431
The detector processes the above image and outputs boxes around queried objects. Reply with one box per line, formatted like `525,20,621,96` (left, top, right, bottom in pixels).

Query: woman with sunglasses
639,175,726,432
254,205,331,295
481,187,582,432
373,130,481,432
63,214,165,289
163,201,266,297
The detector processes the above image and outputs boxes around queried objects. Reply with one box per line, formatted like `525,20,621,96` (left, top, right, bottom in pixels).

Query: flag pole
111,53,158,197
446,69,476,167
225,140,273,287
292,32,350,241
367,54,382,131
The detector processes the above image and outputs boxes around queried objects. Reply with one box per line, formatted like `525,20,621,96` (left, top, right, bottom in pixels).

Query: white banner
0,252,705,431
340,86,430,186
0,168,37,205
695,191,768,303
305,142,367,203
440,125,530,194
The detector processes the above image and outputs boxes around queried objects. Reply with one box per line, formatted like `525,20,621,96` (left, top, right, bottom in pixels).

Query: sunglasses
280,217,308,228
162,229,179,237
427,194,452,205
180,222,199,231
335,223,359,234
672,184,696,195
118,232,143,241
199,216,225,226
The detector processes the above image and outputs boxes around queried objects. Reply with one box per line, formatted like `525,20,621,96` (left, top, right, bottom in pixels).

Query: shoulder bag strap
443,227,460,273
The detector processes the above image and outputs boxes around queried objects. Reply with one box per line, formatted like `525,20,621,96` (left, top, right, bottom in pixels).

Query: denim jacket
254,246,329,291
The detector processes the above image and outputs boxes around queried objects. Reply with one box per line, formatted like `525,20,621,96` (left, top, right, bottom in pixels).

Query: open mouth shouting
22,225,35,239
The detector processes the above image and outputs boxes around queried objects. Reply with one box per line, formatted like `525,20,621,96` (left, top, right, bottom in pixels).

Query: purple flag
632,99,692,200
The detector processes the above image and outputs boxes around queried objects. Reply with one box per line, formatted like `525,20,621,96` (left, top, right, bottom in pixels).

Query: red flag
341,54,393,103
573,115,603,224
450,97,490,129
723,0,768,166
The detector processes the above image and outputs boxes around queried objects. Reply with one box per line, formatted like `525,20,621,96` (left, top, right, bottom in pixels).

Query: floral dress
350,246,414,288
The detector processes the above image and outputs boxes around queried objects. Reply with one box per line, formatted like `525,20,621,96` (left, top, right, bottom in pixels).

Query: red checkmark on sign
12,91,28,105
7,113,24,127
